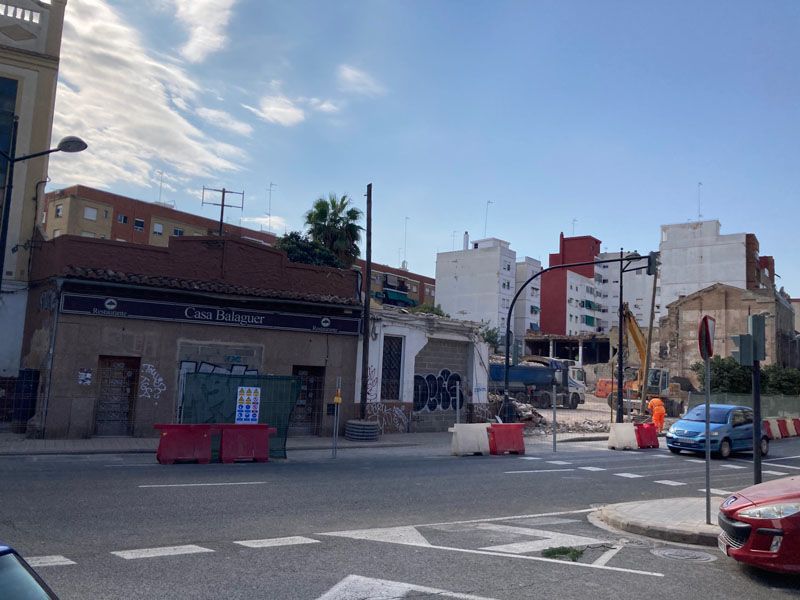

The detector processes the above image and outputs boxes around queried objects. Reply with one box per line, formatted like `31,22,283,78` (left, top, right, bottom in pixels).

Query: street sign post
332,376,342,459
749,315,766,485
698,315,716,525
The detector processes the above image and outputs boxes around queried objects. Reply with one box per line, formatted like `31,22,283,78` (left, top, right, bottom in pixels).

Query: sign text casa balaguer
60,294,359,335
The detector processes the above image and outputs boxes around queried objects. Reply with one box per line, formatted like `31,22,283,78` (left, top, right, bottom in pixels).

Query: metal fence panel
687,392,800,418
181,373,299,458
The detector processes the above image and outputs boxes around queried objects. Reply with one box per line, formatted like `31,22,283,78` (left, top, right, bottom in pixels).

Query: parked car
665,404,768,459
718,476,800,574
0,543,58,599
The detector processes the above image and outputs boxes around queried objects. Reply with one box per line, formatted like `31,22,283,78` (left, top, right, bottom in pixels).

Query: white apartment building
435,236,516,333
597,251,659,327
565,270,608,336
658,220,762,318
513,257,542,340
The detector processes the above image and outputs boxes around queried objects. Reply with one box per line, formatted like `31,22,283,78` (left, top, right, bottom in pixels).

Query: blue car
0,544,58,599
665,404,769,459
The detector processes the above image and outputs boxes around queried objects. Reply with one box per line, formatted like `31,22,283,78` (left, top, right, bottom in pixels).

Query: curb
597,505,721,547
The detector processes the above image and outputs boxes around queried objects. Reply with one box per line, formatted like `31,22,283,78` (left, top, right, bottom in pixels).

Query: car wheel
717,439,732,459
668,447,681,454
759,437,769,457
539,392,551,409
570,393,580,410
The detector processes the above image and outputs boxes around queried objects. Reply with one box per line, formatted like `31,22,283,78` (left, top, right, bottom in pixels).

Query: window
381,336,403,400
117,214,128,224
83,206,97,221
55,204,63,218
53,229,62,238
81,231,96,238
173,228,184,236
0,76,18,187
103,209,109,219
153,223,164,236
41,211,46,224
134,218,145,232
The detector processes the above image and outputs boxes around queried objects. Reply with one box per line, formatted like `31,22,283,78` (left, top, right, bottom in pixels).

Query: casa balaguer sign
60,293,360,335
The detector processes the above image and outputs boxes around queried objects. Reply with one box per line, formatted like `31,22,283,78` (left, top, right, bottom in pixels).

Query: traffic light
748,314,766,361
646,251,659,276
731,333,754,366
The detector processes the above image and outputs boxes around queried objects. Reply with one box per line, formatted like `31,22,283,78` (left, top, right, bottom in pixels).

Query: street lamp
0,116,87,285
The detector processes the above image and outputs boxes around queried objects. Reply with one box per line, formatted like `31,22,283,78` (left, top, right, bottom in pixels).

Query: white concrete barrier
607,423,638,450
785,418,798,437
449,423,492,456
765,418,782,440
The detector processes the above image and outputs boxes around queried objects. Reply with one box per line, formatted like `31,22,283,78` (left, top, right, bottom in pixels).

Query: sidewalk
597,496,724,546
0,431,450,456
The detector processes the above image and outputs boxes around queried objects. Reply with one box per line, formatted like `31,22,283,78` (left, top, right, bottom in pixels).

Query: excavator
595,303,686,417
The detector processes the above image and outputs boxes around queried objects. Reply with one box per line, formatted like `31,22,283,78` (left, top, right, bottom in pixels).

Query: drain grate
651,548,717,562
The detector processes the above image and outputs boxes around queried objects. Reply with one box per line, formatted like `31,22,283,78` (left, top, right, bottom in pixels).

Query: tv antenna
266,182,277,232
202,186,244,236
697,182,703,220
484,200,493,237
571,218,578,235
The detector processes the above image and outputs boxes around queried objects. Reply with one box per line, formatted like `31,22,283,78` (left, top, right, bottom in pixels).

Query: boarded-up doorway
95,356,140,436
289,366,325,435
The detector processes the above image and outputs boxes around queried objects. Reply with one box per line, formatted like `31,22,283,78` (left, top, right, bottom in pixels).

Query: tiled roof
63,266,360,306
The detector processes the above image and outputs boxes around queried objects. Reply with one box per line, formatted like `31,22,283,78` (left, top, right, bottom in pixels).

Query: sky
47,1,800,293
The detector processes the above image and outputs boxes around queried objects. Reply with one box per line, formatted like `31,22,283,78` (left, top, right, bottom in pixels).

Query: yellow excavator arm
621,303,648,393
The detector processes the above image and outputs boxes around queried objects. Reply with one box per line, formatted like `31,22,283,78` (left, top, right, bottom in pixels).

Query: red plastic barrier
487,423,526,455
763,420,776,440
777,419,791,438
792,418,800,436
634,423,659,449
155,424,212,464
220,424,278,463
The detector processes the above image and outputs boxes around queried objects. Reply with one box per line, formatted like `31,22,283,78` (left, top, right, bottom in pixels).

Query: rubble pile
525,419,610,436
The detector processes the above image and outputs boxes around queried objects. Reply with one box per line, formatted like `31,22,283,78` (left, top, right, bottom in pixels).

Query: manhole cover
650,548,717,562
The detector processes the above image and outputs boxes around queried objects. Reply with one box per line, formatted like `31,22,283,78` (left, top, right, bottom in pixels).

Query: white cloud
243,96,305,127
196,107,253,136
337,64,386,97
173,0,237,63
240,215,289,233
306,97,340,113
48,0,242,190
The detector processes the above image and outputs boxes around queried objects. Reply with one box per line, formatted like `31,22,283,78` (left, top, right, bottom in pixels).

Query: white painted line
592,545,623,567
518,456,542,460
317,575,499,600
578,466,606,472
654,480,686,487
25,555,75,567
698,488,733,496
478,524,605,554
720,464,746,470
504,469,575,474
546,460,572,465
138,481,267,488
234,536,319,549
763,470,789,476
763,462,800,470
762,454,800,462
686,459,705,464
105,464,158,468
111,545,213,560
614,473,644,479
422,508,595,528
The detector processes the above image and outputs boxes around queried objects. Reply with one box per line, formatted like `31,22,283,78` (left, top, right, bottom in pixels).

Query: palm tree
304,193,363,266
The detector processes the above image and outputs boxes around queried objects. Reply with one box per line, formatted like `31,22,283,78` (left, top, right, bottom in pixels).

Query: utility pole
750,314,766,485
359,183,373,421
202,186,244,237
641,252,660,414
616,249,625,424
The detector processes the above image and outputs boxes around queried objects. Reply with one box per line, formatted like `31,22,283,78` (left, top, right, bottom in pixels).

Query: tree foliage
763,364,800,396
480,323,500,350
692,357,800,396
275,231,344,268
409,304,449,317
304,193,363,267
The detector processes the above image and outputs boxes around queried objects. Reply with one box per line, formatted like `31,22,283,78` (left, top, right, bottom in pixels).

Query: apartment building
513,256,542,339
0,0,67,377
596,251,659,327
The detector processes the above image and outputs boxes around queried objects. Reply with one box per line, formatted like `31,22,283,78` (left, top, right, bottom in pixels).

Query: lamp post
0,116,87,285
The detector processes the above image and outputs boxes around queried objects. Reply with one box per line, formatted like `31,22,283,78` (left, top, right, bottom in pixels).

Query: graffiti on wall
138,363,166,400
366,365,379,402
179,361,259,376
413,369,465,412
366,402,409,434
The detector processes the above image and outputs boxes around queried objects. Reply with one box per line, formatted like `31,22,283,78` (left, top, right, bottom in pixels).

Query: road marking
698,488,733,496
687,459,705,464
578,466,606,472
763,470,788,476
763,462,800,470
720,464,746,470
762,454,800,462
505,469,575,474
476,523,605,554
234,536,320,549
111,545,214,559
105,464,158,468
592,544,623,567
654,480,686,486
25,555,75,567
317,575,499,600
138,481,267,488
546,460,572,465
518,456,542,460
422,508,595,528
614,473,644,479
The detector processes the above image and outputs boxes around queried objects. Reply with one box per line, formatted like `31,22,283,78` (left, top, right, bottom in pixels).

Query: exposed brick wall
412,338,470,432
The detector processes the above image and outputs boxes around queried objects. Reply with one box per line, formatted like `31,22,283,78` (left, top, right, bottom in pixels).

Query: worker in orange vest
648,397,666,433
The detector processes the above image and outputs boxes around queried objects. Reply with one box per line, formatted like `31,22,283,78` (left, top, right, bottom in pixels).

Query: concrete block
607,423,637,450
449,423,491,456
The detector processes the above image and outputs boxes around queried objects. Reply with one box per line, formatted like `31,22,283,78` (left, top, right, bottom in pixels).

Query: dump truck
489,358,586,410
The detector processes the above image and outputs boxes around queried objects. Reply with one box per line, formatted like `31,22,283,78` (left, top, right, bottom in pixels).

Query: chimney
463,231,469,250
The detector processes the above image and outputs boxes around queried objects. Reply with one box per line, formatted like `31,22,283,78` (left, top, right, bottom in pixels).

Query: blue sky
49,1,800,293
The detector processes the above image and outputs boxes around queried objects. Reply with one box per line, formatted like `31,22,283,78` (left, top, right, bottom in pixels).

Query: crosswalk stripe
25,555,75,567
546,460,572,465
763,470,788,476
698,488,733,496
234,536,319,548
720,464,746,470
578,467,606,472
111,545,213,560
614,473,644,479
518,457,542,460
654,480,686,487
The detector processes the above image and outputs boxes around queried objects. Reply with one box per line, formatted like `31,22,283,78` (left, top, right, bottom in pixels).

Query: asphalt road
2,437,799,599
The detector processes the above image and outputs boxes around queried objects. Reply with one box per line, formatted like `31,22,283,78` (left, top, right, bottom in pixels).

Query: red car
718,475,800,574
